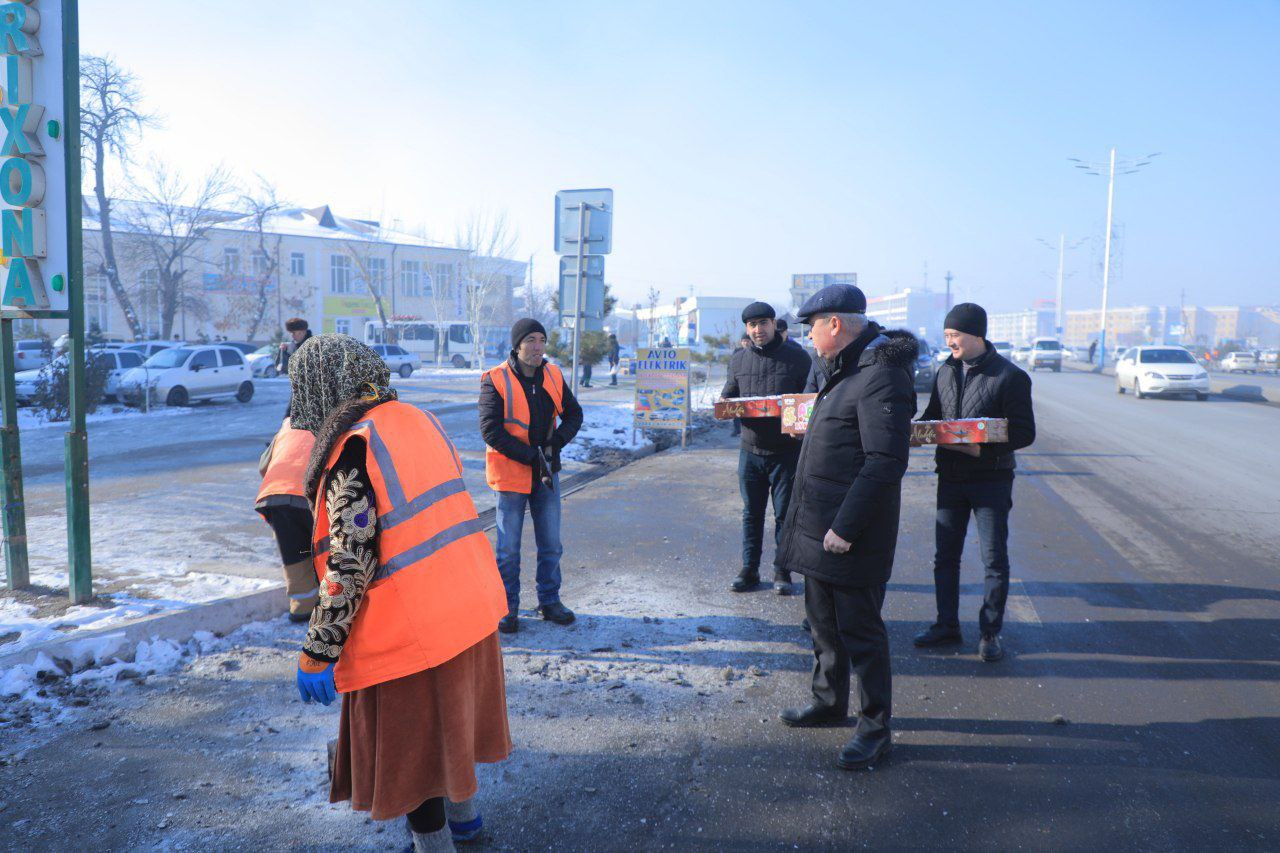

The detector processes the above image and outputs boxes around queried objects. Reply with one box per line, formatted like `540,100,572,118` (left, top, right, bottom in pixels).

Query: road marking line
1005,577,1042,625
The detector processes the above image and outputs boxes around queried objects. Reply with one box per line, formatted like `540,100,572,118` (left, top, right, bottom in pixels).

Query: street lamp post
1038,234,1086,338
1068,149,1159,370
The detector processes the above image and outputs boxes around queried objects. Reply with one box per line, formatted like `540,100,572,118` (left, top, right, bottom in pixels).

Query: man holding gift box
720,301,813,593
913,303,1036,662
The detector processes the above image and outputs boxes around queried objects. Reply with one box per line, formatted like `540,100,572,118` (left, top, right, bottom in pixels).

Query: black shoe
498,610,519,634
537,602,576,625
780,703,848,728
913,623,963,648
772,570,793,595
730,571,760,593
979,634,1004,662
287,610,313,624
837,732,892,770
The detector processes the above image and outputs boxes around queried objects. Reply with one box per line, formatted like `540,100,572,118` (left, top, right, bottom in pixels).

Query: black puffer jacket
919,342,1035,481
720,335,812,455
775,326,918,587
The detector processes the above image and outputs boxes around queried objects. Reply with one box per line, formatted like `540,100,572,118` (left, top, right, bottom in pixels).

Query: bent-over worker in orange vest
255,417,319,621
288,334,511,848
478,318,583,634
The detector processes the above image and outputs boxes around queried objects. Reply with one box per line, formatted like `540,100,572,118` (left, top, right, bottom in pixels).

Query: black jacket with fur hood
775,324,919,587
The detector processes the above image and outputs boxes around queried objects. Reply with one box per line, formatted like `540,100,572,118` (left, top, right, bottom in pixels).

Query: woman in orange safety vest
288,334,510,849
255,417,319,621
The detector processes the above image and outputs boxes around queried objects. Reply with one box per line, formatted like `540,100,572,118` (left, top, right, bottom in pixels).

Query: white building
633,295,759,349
790,273,858,314
987,309,1056,346
864,288,948,346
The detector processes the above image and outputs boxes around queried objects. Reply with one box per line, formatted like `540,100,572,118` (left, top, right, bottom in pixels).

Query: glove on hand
297,654,337,706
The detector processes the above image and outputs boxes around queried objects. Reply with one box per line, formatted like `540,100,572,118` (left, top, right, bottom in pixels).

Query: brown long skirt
329,632,512,820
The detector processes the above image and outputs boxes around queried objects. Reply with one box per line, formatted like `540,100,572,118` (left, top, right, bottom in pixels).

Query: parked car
13,348,143,405
991,341,1014,361
1220,352,1258,374
1028,338,1064,372
1260,350,1279,373
121,341,186,359
1116,346,1210,400
118,345,255,407
371,343,421,378
246,344,281,378
1012,346,1031,364
12,338,53,371
913,346,936,392
1112,346,1129,364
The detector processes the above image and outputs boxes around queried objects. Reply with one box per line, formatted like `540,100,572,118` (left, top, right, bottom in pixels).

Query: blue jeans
739,449,798,575
495,474,563,611
933,477,1013,637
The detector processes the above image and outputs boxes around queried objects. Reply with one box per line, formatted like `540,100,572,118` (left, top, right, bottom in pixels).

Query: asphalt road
3,366,1277,850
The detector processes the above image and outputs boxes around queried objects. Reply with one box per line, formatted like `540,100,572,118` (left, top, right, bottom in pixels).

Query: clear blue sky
81,0,1279,313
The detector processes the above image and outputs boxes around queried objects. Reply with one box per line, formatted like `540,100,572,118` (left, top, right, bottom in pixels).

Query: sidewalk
2,423,1273,849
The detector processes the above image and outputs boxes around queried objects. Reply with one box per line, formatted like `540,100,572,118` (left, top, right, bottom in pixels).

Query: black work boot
913,623,963,648
837,732,892,770
772,570,794,596
537,602,576,625
730,570,760,593
779,702,848,727
498,609,519,634
979,633,1004,662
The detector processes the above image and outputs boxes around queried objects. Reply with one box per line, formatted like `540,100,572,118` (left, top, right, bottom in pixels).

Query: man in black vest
775,284,918,770
913,303,1036,662
720,301,812,593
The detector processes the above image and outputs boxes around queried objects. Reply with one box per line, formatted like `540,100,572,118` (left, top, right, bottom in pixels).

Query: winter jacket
720,334,813,455
479,355,583,475
607,338,620,366
775,325,918,587
919,342,1036,481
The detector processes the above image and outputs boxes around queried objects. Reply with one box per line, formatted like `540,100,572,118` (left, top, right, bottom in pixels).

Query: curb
0,586,287,673
1064,364,1280,406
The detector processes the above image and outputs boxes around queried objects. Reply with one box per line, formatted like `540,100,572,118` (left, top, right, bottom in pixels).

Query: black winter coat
919,342,1035,481
720,335,812,455
775,326,918,587
479,356,583,487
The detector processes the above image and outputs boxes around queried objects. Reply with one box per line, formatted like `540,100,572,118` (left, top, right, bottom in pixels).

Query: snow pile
413,367,485,379
562,402,652,461
16,403,193,432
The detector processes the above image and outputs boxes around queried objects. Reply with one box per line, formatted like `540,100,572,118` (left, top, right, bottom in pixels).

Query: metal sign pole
62,0,92,603
571,203,588,389
0,318,30,589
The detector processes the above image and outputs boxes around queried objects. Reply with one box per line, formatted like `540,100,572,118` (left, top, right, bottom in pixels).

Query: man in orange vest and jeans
479,319,584,633
256,417,320,621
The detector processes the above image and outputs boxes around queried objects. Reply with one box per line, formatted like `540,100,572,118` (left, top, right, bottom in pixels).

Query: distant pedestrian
277,317,312,375
479,319,584,633
720,301,811,594
775,284,917,771
913,303,1036,663
661,336,672,348
288,334,510,850
608,332,621,386
1088,339,1097,364
255,417,319,622
580,359,593,387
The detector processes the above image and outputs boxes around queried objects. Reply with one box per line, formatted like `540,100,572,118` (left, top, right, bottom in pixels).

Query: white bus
365,320,474,368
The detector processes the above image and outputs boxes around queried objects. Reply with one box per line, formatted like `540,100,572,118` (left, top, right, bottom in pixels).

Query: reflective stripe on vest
484,361,564,494
311,400,507,692
256,418,315,514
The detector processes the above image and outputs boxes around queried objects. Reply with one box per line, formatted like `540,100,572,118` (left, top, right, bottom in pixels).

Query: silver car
372,344,421,378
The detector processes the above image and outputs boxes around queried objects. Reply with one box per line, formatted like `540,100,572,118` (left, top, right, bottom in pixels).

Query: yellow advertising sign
633,347,690,430
322,295,377,333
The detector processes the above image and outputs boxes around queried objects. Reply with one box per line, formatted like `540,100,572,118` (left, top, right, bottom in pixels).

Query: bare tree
341,235,393,345
646,286,662,346
80,54,153,340
123,163,235,340
455,211,519,371
236,178,286,341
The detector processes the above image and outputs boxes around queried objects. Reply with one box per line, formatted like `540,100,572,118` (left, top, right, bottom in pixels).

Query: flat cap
741,301,776,322
797,284,867,323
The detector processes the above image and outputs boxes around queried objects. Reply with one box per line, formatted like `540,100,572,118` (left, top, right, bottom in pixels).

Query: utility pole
1055,234,1065,336
944,270,953,312
1098,147,1117,370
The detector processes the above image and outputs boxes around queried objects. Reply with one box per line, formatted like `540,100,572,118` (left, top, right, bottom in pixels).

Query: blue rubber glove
296,660,337,706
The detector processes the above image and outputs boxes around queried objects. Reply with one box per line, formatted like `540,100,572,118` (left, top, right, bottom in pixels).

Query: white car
121,341,186,359
118,344,255,407
1012,346,1031,364
1260,350,1279,373
13,338,53,371
1116,346,1210,400
992,341,1014,361
1028,338,1064,372
1220,352,1258,374
13,348,144,405
372,344,421,378
246,344,281,378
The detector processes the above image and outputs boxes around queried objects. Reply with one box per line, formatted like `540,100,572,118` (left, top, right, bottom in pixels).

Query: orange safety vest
255,418,315,515
311,400,506,693
484,360,565,494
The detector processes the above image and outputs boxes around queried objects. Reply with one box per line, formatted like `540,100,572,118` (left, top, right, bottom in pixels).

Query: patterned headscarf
288,334,396,433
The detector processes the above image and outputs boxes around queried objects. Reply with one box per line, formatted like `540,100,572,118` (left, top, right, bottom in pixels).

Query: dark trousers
933,477,1014,636
738,449,797,575
805,577,891,739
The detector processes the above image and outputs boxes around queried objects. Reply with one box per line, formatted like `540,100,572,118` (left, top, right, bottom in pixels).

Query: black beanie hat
776,318,788,332
742,301,776,322
510,318,548,349
944,303,987,339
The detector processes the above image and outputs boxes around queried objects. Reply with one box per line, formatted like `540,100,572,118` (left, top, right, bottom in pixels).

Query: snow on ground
561,401,652,461
15,403,194,432
413,366,485,379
